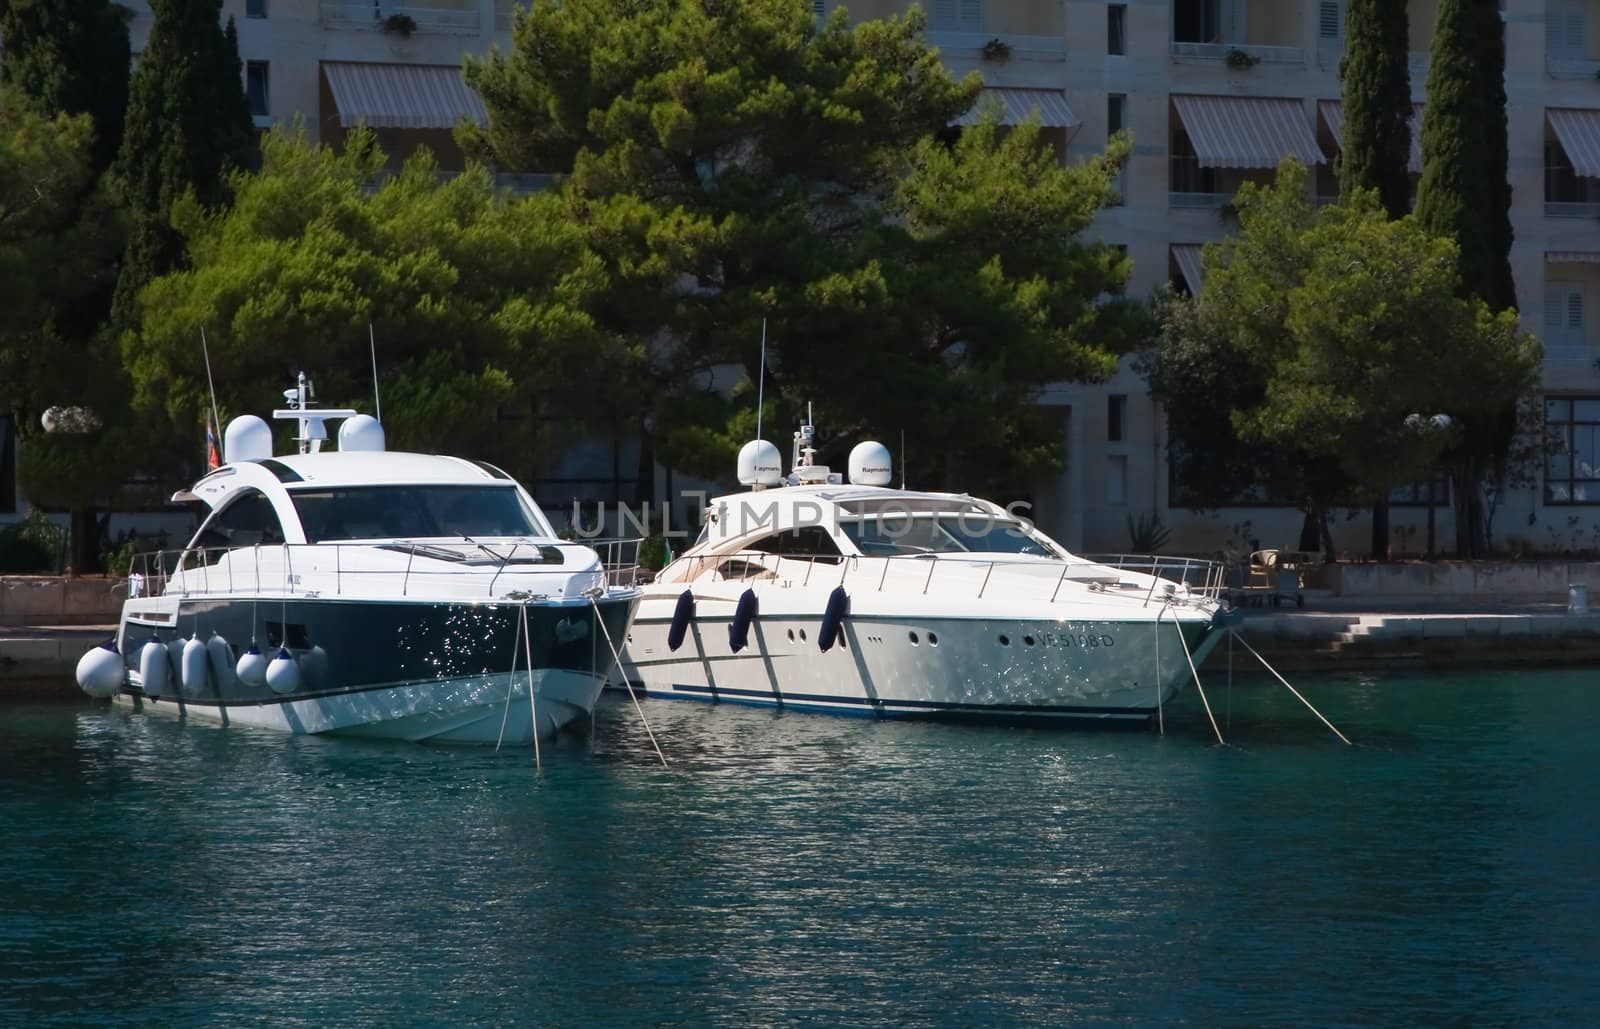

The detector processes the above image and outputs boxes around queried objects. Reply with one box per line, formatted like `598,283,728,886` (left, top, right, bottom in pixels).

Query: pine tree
1415,0,1515,313
0,0,131,175
111,0,255,326
1338,0,1411,220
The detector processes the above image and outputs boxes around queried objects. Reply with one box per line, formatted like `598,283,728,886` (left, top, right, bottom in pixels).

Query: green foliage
1142,162,1542,557
0,0,132,175
1125,512,1170,554
463,0,1141,493
129,127,621,484
0,508,66,574
0,89,129,496
1415,0,1514,313
1338,0,1411,220
112,0,255,326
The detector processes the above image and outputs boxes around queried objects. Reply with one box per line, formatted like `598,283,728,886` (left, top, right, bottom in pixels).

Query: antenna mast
200,327,223,443
369,323,382,423
755,319,766,441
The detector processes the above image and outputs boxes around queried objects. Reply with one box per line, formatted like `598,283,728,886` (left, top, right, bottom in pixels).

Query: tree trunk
634,426,655,507
1370,498,1390,561
1297,508,1320,552
1450,461,1489,557
67,507,100,577
1318,509,1336,563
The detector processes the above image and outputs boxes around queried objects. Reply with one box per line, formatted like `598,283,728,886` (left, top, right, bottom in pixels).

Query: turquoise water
3,669,1597,1027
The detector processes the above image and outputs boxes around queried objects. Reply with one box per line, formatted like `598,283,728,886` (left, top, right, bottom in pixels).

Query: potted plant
383,12,416,36
981,37,1011,61
1224,47,1259,69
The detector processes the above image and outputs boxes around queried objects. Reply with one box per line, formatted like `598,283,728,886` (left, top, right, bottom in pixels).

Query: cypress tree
1338,0,1411,220
1339,0,1411,559
111,0,255,326
1415,0,1515,313
0,0,131,175
1414,0,1517,557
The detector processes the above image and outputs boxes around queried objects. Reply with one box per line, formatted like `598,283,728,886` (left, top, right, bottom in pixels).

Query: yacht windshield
290,485,547,543
840,515,1057,557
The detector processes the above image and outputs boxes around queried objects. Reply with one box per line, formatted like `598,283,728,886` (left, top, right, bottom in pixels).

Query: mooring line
589,593,667,768
1165,609,1224,746
1228,629,1352,746
495,600,525,752
521,603,542,770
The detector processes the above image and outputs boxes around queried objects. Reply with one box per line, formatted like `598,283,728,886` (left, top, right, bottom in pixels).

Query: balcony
1547,202,1600,219
320,2,482,36
1169,192,1233,209
925,31,1065,59
1170,41,1303,65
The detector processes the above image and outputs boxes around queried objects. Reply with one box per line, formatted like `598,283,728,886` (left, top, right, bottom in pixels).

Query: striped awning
1317,100,1424,174
1171,94,1324,169
1546,250,1600,263
954,87,1080,130
1547,108,1600,178
1171,244,1205,293
322,62,488,130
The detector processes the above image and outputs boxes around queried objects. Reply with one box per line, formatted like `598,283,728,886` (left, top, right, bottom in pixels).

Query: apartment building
6,1,1597,557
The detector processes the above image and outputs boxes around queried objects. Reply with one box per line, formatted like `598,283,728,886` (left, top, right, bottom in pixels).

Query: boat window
289,485,546,543
194,489,286,551
746,525,844,564
840,515,1058,557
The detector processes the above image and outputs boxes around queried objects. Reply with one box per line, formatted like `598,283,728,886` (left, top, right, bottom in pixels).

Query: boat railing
588,538,646,589
124,538,644,600
659,550,1227,607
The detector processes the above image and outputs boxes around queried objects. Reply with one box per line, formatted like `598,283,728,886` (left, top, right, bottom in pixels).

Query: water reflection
0,670,1595,1026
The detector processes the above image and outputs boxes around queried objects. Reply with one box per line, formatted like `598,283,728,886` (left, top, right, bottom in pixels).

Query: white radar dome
338,414,386,453
848,441,893,487
223,415,272,464
737,440,784,488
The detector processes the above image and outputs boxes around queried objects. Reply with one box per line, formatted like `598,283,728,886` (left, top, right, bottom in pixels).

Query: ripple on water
1,668,1597,1027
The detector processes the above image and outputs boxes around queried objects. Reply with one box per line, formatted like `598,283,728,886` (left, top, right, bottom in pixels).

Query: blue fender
728,589,758,653
667,590,695,652
819,586,850,652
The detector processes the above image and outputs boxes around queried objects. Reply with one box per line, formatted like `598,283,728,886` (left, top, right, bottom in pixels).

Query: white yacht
619,421,1230,725
75,375,641,743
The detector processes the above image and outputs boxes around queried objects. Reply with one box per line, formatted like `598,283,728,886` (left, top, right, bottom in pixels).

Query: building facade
7,1,1597,559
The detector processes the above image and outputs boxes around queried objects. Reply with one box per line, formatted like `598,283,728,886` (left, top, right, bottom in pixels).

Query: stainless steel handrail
125,538,644,601
655,550,1227,606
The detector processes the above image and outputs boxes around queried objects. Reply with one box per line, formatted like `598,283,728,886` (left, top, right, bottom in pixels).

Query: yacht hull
114,667,603,742
112,595,636,742
621,607,1225,725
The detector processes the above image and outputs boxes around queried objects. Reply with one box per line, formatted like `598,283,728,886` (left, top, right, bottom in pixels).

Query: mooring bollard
1570,583,1590,616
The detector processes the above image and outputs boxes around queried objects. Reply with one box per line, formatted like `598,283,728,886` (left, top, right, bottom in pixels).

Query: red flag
206,417,221,470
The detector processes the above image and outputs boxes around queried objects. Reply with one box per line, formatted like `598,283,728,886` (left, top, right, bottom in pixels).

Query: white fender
180,635,209,694
138,637,169,698
206,632,237,690
236,644,268,688
265,647,301,695
75,640,124,699
300,644,329,685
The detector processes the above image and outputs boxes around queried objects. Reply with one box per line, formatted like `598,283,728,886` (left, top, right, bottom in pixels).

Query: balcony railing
1169,192,1232,209
1170,41,1304,65
925,31,1066,58
1546,201,1600,219
1317,38,1429,75
1548,56,1600,79
320,2,482,36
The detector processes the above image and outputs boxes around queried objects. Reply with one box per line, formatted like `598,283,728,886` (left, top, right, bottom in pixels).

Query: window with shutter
1319,0,1341,39
1546,281,1585,347
959,0,983,33
1548,2,1587,54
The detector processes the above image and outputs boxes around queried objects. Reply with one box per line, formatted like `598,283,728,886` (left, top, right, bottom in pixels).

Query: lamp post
1405,413,1453,557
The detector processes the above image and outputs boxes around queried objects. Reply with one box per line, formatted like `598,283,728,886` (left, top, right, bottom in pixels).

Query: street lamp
1405,413,1453,556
